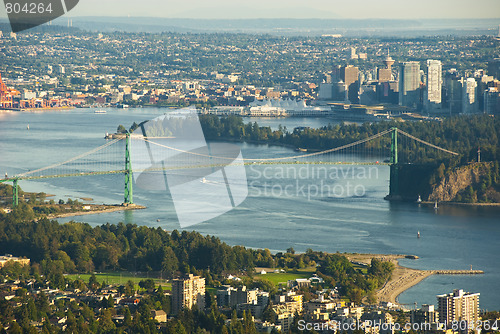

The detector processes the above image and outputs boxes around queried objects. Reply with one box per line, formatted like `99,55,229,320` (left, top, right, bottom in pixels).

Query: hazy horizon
1,0,500,20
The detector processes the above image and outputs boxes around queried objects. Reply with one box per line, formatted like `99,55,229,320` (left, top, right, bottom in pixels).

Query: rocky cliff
428,162,493,202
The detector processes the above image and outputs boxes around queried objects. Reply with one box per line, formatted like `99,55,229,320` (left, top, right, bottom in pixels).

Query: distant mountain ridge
2,17,498,36
52,17,499,36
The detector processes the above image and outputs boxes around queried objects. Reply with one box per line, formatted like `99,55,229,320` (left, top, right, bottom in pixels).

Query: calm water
0,108,499,310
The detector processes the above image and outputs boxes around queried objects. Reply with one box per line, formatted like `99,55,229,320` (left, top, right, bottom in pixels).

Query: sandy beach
46,203,146,219
346,253,483,306
346,253,429,304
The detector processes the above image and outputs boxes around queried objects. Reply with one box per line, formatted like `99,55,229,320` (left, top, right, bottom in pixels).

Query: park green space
255,268,315,286
65,272,171,290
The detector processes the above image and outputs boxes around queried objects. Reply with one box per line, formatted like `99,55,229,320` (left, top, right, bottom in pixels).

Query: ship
94,110,107,113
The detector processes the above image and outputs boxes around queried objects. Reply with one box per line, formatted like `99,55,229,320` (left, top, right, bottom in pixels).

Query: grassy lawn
255,270,315,286
65,272,171,290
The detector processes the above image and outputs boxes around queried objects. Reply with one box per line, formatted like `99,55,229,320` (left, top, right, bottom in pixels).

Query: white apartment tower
426,60,442,110
437,289,480,331
462,78,478,113
172,274,205,314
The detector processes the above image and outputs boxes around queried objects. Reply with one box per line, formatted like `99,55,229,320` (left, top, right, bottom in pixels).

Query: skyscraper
488,58,500,80
443,69,462,114
398,61,420,108
341,65,359,104
462,77,478,114
426,60,442,111
484,87,500,114
437,289,480,331
172,274,206,314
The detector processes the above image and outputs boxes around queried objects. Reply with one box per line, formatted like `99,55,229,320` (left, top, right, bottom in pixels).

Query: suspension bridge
0,127,459,207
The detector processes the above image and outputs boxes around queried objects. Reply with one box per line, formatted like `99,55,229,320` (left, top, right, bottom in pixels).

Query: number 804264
5,2,54,14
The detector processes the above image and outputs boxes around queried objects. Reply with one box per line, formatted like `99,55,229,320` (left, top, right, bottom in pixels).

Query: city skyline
1,0,500,19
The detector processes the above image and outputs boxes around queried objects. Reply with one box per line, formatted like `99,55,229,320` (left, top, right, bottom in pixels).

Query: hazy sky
67,0,500,19
0,0,498,20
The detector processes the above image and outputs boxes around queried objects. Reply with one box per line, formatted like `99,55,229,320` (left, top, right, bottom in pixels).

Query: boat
27,124,29,130
94,110,107,113
417,231,420,238
295,148,307,152
417,195,422,203
434,201,438,210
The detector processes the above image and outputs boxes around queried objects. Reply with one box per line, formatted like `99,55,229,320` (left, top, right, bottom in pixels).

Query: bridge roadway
0,161,391,182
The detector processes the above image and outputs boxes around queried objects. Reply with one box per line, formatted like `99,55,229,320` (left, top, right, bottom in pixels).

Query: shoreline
0,106,73,112
345,253,483,306
421,201,500,207
46,203,146,219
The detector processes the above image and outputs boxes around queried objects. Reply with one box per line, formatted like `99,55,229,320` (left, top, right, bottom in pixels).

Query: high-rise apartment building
341,65,359,103
437,289,480,331
426,60,442,110
172,274,205,314
398,61,420,108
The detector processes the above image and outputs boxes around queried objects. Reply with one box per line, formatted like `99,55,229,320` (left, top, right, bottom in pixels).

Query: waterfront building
398,62,420,108
172,274,205,314
0,73,19,109
359,83,378,105
437,289,480,331
318,83,333,100
248,98,330,116
332,81,348,102
426,60,443,111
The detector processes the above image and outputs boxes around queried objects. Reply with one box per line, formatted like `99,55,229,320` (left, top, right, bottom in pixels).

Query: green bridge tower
5,135,135,207
12,178,19,207
124,132,134,205
389,127,399,197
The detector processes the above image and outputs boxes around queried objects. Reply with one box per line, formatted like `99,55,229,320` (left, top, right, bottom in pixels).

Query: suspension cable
139,128,394,162
396,129,459,156
18,138,122,177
